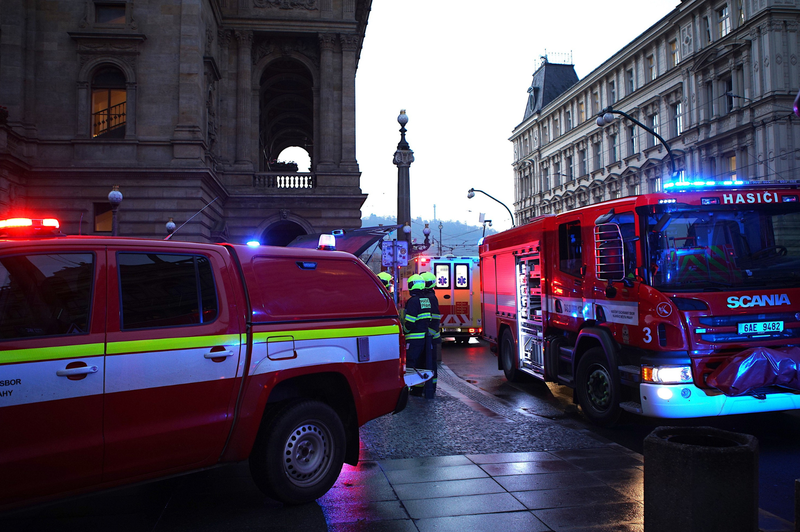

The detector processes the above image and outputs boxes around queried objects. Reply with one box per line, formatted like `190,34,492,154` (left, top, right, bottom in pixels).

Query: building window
579,149,587,176
647,55,656,81
610,135,618,163
628,126,637,156
566,156,573,180
705,82,714,119
704,16,712,44
542,124,549,144
579,102,585,123
543,168,550,191
593,142,602,170
566,110,572,131
650,113,660,146
553,117,560,137
608,80,616,104
592,92,600,115
718,5,731,37
94,202,112,232
673,102,683,137
737,0,745,24
95,3,126,24
724,77,734,113
723,154,737,180
669,40,679,68
627,69,635,95
92,66,127,138
555,163,561,187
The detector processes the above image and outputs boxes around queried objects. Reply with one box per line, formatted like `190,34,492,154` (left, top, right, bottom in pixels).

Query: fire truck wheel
501,328,523,382
249,400,346,505
576,348,622,426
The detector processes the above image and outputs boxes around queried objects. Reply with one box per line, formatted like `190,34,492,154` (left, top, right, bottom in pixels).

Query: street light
438,222,443,255
166,217,176,235
467,188,516,227
108,185,123,236
393,109,414,247
596,107,677,179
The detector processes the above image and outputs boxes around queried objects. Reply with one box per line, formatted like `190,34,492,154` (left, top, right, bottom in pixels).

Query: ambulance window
0,253,94,340
118,253,218,330
559,221,583,277
434,263,451,289
454,264,469,289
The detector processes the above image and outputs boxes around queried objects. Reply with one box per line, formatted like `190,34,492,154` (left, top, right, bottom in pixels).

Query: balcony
253,173,315,189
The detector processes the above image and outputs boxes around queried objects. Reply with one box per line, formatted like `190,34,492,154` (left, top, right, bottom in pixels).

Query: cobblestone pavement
359,364,609,461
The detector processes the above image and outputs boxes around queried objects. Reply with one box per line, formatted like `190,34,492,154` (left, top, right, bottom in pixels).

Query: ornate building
511,0,800,224
0,0,371,244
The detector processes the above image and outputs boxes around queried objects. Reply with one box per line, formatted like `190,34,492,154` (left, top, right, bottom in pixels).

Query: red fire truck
480,180,800,425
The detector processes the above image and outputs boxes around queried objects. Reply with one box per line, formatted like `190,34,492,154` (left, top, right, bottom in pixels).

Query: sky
351,0,679,232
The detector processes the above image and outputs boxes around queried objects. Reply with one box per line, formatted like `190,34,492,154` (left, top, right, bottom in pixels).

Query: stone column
235,30,253,168
318,34,336,169
76,81,90,138
125,82,137,138
173,0,203,141
339,34,359,171
218,30,232,163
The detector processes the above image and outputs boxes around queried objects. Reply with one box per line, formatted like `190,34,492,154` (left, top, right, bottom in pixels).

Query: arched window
92,67,126,138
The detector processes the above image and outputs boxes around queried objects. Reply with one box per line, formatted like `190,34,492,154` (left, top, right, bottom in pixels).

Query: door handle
57,365,98,377
204,350,234,359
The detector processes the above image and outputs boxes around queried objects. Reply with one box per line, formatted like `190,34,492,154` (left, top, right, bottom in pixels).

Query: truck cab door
551,215,588,331
102,248,242,482
0,248,104,504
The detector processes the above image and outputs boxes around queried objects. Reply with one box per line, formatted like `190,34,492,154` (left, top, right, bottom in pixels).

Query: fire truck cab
480,180,800,425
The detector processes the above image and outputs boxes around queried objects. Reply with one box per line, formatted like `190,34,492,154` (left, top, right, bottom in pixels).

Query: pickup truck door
102,248,242,482
0,248,104,504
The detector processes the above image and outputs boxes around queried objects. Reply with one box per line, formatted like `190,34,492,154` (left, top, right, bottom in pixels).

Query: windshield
644,203,800,291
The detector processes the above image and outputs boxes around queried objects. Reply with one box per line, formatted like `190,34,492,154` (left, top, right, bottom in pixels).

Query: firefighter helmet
377,271,392,287
421,271,436,289
408,274,425,292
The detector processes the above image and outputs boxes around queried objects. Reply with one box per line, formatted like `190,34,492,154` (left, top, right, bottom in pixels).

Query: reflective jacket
403,292,432,342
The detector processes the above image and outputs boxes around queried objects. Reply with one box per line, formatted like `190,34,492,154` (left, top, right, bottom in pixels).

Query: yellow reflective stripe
0,343,105,364
107,334,241,355
253,324,399,343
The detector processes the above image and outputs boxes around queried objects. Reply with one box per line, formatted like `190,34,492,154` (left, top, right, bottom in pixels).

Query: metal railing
253,173,315,189
92,102,126,137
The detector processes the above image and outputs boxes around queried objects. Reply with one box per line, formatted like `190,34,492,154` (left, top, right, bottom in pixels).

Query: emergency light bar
664,179,800,189
0,217,62,237
317,234,336,251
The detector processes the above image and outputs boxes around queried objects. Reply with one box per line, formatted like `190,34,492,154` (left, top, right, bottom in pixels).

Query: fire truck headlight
642,365,692,384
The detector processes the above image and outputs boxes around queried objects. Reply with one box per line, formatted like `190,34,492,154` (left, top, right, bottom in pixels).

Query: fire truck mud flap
707,346,800,396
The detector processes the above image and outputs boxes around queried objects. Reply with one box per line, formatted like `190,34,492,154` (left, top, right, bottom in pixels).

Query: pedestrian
420,271,440,397
377,271,393,293
403,274,431,396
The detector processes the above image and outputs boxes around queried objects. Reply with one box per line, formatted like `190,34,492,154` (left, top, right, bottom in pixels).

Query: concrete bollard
644,426,758,532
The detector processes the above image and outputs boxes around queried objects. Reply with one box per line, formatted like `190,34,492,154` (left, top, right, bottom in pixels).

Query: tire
249,400,346,505
575,347,622,427
500,328,523,382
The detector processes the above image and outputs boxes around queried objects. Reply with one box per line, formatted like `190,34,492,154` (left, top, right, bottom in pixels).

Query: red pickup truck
0,218,410,508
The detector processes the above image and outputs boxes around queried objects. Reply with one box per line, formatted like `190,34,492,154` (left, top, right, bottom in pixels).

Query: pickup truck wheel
249,400,346,505
500,328,523,382
576,347,621,427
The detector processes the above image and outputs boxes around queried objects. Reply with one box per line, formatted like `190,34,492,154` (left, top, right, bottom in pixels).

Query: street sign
381,240,408,267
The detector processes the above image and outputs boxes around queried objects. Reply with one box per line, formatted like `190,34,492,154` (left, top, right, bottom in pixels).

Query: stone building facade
511,0,800,224
0,0,371,244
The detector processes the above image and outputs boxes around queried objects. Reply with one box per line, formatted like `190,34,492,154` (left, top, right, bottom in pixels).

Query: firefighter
420,271,440,397
403,274,431,396
377,271,393,293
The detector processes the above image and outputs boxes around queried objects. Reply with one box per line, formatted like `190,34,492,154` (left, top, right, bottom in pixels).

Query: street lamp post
108,185,123,236
393,110,414,247
467,188,516,227
596,107,677,179
438,222,443,256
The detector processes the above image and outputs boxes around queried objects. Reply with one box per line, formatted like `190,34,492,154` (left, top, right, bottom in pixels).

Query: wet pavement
3,361,795,531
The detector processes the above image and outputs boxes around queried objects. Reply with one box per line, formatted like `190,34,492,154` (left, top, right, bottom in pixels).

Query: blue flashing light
247,240,261,247
659,198,677,204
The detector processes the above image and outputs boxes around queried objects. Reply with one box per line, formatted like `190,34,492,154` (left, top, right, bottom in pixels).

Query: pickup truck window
118,253,218,329
0,253,94,340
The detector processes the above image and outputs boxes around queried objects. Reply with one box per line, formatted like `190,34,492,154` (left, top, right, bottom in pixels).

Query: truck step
620,401,643,414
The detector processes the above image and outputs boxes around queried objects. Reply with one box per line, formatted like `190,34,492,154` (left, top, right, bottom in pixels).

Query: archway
261,220,307,247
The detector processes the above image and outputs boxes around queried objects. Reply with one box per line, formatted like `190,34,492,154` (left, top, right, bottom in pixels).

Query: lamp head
603,112,615,124
108,185,123,207
423,224,431,236
467,188,475,199
397,109,408,126
402,223,412,234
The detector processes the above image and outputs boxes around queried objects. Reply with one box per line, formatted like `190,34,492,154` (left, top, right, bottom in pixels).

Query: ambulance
415,255,482,343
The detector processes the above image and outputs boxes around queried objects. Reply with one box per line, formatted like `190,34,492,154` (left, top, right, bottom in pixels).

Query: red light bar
0,217,60,229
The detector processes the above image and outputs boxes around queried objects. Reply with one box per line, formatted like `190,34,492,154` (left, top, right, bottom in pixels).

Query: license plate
738,321,784,334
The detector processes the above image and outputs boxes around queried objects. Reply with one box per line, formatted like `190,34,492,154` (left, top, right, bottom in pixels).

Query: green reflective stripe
253,325,399,343
0,343,105,365
431,313,442,320
406,332,426,340
405,315,419,323
107,334,241,355
418,312,431,320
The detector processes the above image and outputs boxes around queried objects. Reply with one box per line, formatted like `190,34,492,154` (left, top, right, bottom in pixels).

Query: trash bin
644,426,758,532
